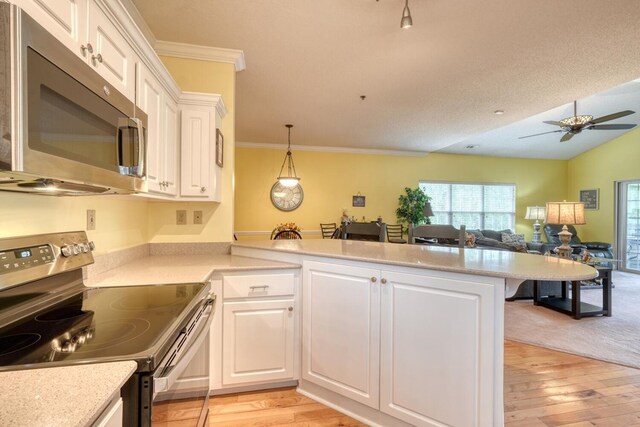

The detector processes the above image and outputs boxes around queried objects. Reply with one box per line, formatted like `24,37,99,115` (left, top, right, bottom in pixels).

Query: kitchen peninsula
231,239,597,427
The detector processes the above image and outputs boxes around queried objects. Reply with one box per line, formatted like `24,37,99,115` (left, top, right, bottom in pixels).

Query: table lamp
424,202,434,223
525,206,546,243
545,201,586,259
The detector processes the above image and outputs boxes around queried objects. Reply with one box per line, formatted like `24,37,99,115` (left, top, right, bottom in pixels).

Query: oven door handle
153,304,213,397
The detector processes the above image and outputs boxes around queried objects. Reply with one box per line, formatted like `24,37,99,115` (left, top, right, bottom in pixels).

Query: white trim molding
155,40,246,71
236,142,428,157
179,92,228,118
235,230,322,237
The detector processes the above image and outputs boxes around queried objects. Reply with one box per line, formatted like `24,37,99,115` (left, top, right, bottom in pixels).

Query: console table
533,264,612,319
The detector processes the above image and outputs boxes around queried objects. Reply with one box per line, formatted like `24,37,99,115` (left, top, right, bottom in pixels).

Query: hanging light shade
277,124,301,187
400,0,413,29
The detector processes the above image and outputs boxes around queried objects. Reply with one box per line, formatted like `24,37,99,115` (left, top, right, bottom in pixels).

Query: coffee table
533,264,612,320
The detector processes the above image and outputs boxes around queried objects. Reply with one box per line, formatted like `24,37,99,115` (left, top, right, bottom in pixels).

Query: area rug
505,271,640,369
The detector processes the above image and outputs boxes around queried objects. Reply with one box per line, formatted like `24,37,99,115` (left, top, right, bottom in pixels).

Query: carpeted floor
505,271,640,369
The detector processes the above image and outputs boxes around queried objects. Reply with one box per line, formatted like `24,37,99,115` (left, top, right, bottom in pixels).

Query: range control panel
0,232,95,288
0,244,54,273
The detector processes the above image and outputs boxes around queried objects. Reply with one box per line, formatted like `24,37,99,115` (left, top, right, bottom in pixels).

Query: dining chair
343,222,386,242
272,229,303,240
320,223,337,239
386,224,407,244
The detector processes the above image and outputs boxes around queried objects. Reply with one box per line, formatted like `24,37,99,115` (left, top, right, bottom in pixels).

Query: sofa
466,229,544,253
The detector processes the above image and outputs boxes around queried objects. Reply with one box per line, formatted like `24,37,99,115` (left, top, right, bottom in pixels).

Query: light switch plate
87,209,96,230
194,210,203,224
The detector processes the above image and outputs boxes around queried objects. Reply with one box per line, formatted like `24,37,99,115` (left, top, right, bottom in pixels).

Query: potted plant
396,187,431,230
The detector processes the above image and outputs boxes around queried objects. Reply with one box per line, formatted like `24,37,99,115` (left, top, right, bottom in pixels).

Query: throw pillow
465,232,476,248
507,242,528,253
501,232,525,244
467,229,484,240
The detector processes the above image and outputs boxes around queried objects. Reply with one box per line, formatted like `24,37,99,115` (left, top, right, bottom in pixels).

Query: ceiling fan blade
591,110,635,124
518,130,563,139
588,124,637,130
543,120,564,127
560,132,574,142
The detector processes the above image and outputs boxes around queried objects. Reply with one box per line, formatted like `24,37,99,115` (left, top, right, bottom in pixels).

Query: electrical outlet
193,210,203,225
87,209,96,230
176,210,187,225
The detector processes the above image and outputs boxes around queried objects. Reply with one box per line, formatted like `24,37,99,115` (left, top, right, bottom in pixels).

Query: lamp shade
524,206,546,221
423,202,434,217
545,201,586,225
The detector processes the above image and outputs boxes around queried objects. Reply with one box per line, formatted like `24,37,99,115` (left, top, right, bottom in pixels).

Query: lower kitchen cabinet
302,259,500,427
211,271,298,390
92,396,123,427
223,298,294,385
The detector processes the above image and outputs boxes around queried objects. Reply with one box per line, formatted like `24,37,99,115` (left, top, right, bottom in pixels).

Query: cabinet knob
381,278,387,284
371,277,377,283
80,43,93,55
92,53,103,64
288,306,294,312
200,186,206,193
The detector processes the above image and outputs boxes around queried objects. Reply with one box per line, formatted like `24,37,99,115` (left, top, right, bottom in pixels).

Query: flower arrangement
272,222,302,233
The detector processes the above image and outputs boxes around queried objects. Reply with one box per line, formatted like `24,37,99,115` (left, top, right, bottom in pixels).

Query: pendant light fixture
400,0,413,28
277,124,301,187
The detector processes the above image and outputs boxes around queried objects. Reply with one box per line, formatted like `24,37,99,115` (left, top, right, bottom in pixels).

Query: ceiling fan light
400,0,413,28
559,115,592,127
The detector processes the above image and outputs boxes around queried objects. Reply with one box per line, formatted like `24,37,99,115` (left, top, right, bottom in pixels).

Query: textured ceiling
131,0,640,159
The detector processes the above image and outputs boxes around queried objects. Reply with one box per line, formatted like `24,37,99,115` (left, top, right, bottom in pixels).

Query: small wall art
216,129,224,167
579,188,599,210
352,195,366,207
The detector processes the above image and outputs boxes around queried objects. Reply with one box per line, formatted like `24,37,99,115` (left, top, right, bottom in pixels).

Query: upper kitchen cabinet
179,92,227,202
137,63,178,196
15,0,137,101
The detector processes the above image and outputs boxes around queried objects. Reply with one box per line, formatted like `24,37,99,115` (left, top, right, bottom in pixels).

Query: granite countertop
0,361,136,427
232,239,598,281
85,254,300,287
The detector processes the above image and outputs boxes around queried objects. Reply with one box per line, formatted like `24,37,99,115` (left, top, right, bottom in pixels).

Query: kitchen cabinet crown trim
179,91,228,118
155,40,246,72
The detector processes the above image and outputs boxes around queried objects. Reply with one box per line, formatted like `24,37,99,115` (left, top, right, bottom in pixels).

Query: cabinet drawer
224,273,294,299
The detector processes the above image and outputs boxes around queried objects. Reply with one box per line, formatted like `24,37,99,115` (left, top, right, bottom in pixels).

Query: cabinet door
136,65,163,193
161,97,179,196
380,271,498,427
302,260,380,408
223,299,294,385
87,0,136,101
16,0,88,59
180,108,212,198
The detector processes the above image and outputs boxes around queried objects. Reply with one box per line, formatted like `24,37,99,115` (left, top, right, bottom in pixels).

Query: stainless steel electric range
0,232,215,426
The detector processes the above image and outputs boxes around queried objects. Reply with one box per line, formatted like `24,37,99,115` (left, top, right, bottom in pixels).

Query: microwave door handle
116,118,131,175
130,117,145,178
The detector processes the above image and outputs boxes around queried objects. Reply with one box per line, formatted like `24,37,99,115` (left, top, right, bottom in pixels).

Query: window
419,181,516,230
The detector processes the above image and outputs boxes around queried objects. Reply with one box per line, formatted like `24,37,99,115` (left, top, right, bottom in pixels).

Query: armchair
543,224,613,259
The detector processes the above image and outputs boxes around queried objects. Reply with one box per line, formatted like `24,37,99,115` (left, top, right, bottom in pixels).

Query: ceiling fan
519,101,637,142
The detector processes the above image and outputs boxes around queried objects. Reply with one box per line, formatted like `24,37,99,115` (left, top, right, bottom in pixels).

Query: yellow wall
235,148,568,240
568,127,640,243
148,57,236,243
0,193,149,255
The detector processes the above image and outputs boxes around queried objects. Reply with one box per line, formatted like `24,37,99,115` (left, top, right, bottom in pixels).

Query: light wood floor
154,340,640,426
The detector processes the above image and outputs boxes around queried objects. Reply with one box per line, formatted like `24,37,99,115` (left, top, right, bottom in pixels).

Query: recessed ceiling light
465,145,479,149
494,110,505,115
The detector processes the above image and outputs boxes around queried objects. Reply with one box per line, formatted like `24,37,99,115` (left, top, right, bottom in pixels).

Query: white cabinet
302,261,380,408
92,396,123,427
16,0,137,101
136,64,178,196
217,272,296,387
179,92,227,202
302,259,500,427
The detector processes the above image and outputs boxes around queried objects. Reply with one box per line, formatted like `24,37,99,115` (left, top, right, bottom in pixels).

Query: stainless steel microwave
0,3,147,195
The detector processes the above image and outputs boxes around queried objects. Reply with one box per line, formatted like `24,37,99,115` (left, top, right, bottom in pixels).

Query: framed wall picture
352,195,366,207
579,188,599,210
216,129,224,167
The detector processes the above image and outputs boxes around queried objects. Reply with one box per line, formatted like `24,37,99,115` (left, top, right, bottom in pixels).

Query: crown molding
236,142,428,157
155,40,246,71
180,92,228,118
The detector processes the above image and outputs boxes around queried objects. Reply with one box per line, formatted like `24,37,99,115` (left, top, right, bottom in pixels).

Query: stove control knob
72,244,81,255
88,241,96,251
76,334,86,344
85,329,94,340
61,340,77,353
79,243,89,253
61,246,72,257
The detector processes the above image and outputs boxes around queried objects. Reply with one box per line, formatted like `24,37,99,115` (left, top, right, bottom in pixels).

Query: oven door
151,296,215,427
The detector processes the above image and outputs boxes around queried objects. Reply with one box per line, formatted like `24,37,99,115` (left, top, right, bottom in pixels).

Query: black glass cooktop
0,283,205,371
